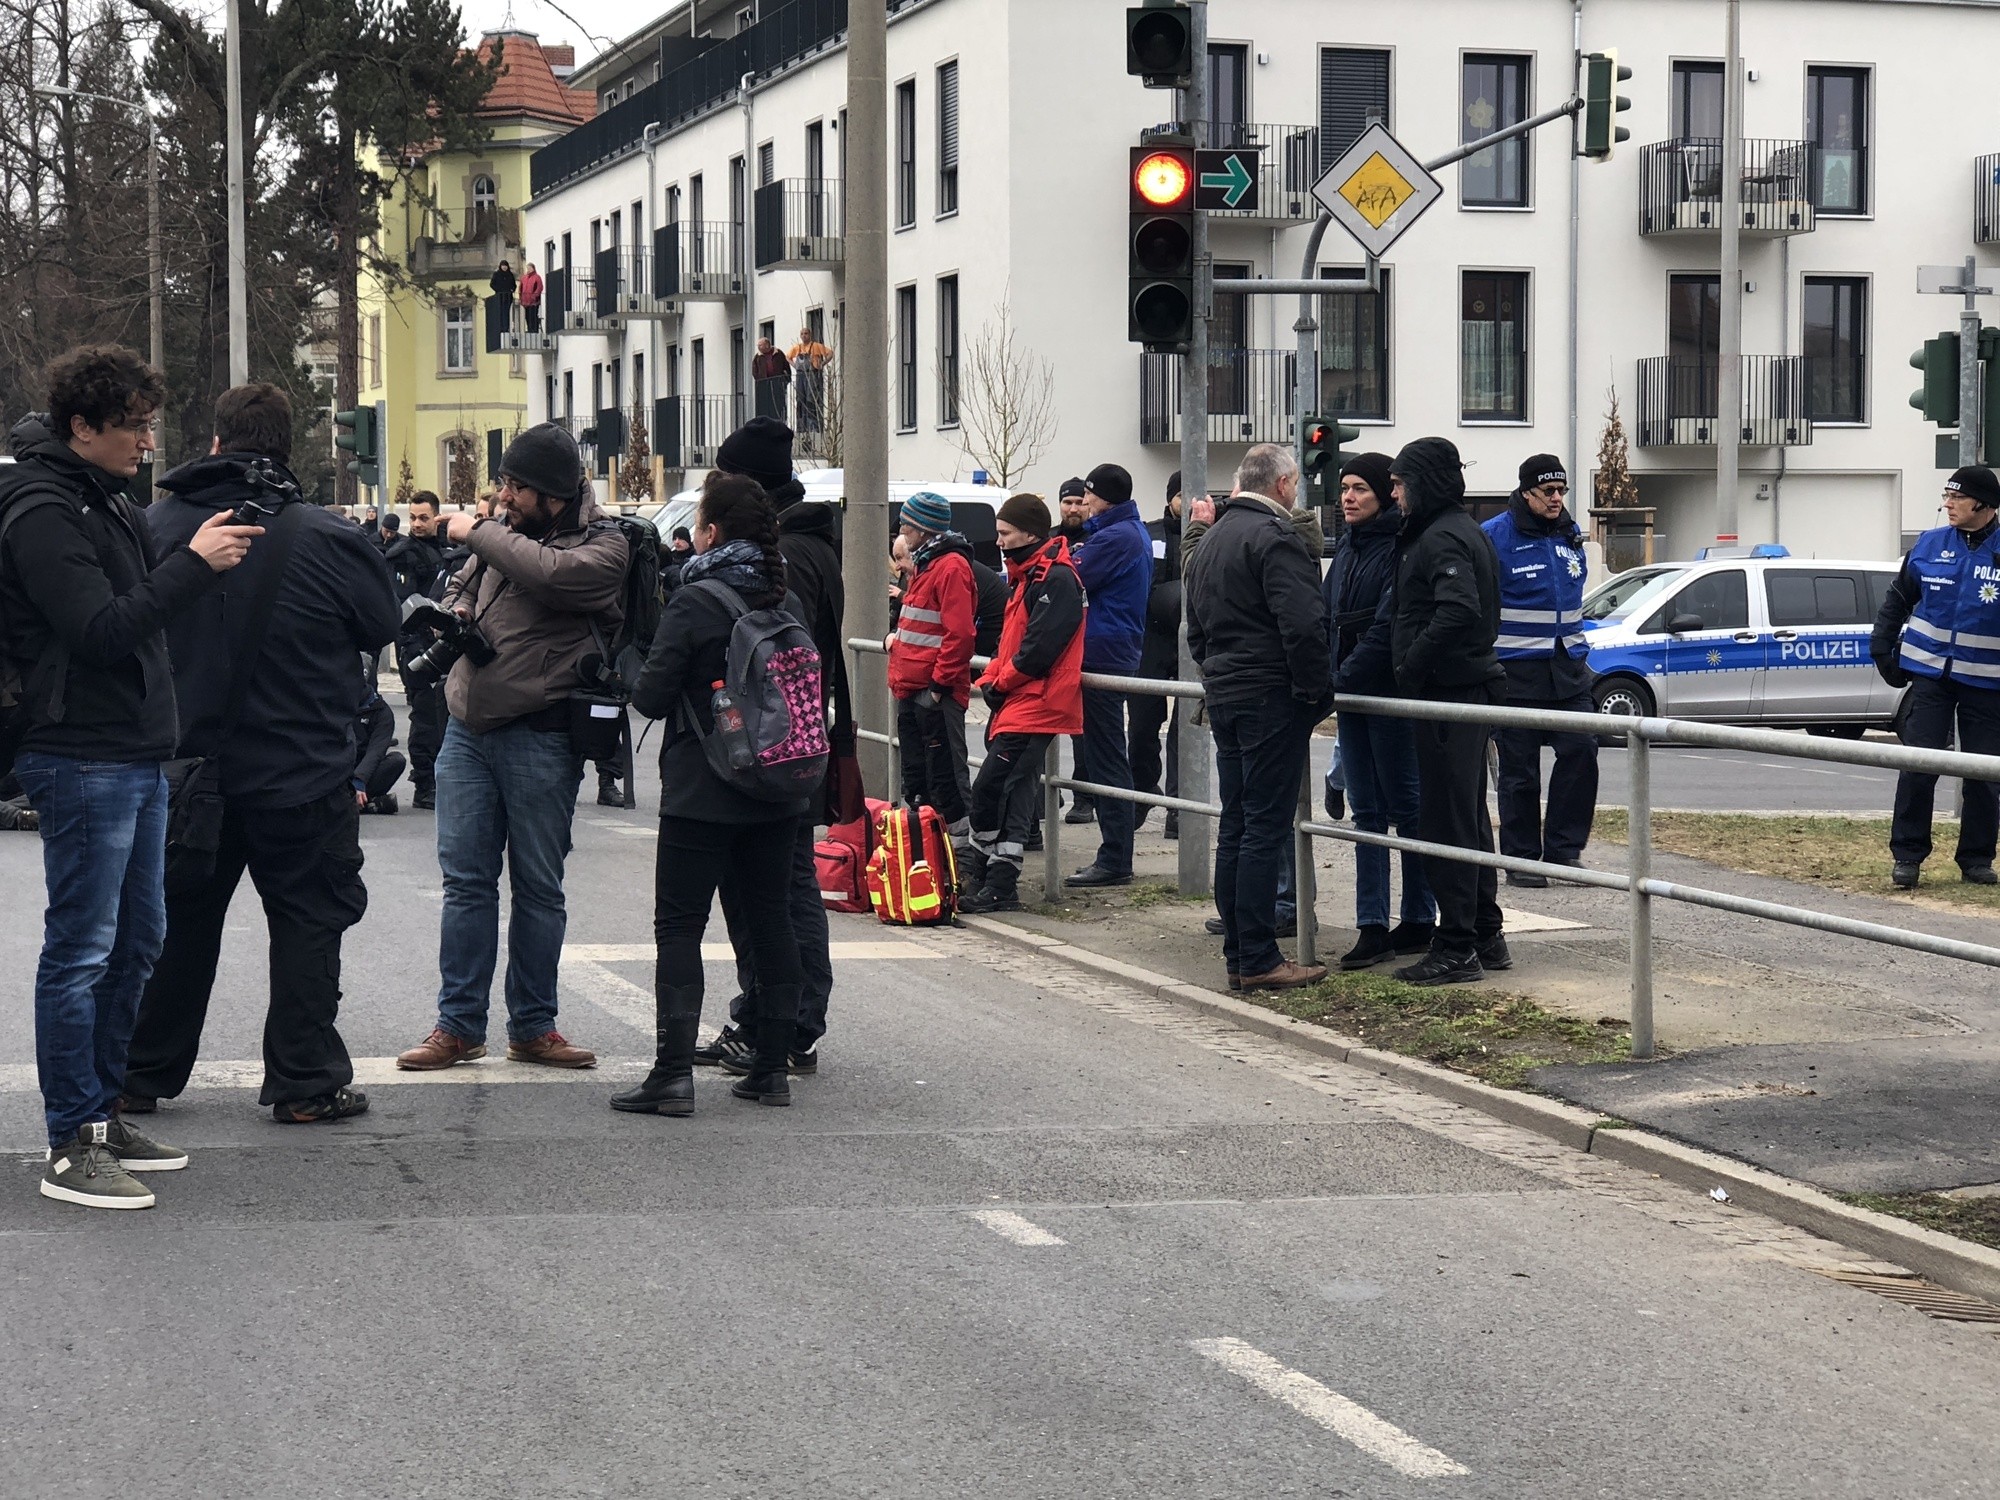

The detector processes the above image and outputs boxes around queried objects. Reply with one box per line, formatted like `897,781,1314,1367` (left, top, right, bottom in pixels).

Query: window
545,374,557,424
1668,273,1721,418
1672,61,1723,139
896,284,918,430
731,327,745,407
562,369,574,422
1320,267,1390,421
1765,570,1867,627
1209,44,1248,142
690,174,705,272
1319,47,1390,169
444,303,475,372
895,79,917,227
936,61,959,216
1461,54,1530,207
1209,261,1251,417
1647,569,1747,633
756,141,774,187
730,157,746,270
1806,66,1869,214
1460,271,1527,421
471,174,497,219
807,120,827,235
1804,275,1867,424
937,274,959,425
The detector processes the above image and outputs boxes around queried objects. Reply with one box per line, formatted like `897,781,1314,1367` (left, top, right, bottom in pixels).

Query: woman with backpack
621,473,818,1116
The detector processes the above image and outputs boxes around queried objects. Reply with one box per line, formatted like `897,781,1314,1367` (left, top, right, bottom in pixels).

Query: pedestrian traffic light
1125,3,1192,89
334,404,379,489
1129,144,1196,351
1581,51,1632,160
1910,334,1960,427
1300,416,1360,477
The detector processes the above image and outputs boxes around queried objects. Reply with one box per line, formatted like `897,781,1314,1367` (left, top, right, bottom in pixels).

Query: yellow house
358,31,593,503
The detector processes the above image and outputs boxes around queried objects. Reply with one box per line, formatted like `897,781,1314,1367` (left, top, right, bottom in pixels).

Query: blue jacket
1073,498,1151,674
1895,522,2000,687
1482,493,1591,700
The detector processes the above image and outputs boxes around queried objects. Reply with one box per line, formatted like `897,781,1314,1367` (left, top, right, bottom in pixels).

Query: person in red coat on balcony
518,262,544,333
885,489,978,847
960,494,1086,913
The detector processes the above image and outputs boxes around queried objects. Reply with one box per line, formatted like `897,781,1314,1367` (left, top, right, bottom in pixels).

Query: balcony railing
1140,348,1296,447
547,265,624,335
654,394,748,470
1978,153,2000,245
653,223,743,299
1635,355,1813,448
1638,138,1815,235
754,180,844,269
411,207,522,280
1139,121,1319,224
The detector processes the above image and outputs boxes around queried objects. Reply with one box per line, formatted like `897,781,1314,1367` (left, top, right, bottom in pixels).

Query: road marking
967,1209,1065,1246
1495,907,1589,933
564,942,940,962
1191,1337,1469,1479
0,1057,654,1094
583,818,657,837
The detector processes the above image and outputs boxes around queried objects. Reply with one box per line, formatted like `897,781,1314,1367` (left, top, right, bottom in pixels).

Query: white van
639,471,1008,566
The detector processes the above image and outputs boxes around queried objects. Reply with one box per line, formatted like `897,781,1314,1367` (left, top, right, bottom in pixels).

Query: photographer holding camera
122,383,401,1124
396,422,628,1073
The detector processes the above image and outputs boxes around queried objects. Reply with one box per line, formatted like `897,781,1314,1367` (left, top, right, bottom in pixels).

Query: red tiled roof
475,32,596,127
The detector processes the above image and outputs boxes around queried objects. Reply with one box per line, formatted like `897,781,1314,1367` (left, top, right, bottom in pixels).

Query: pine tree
392,452,415,508
1595,387,1639,511
446,433,477,507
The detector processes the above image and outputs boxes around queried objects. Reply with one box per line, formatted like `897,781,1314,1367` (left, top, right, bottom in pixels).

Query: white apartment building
519,0,2000,563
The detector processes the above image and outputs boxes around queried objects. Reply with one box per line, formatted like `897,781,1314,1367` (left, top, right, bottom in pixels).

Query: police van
1580,546,1906,737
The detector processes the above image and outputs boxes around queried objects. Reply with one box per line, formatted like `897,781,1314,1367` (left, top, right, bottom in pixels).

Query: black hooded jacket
771,481,842,678
148,451,400,808
1184,494,1331,708
1140,508,1183,679
1389,443,1505,697
0,414,219,762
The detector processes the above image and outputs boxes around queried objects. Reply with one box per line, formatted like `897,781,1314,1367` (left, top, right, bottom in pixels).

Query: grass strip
1595,810,2000,911
1837,1191,2000,1251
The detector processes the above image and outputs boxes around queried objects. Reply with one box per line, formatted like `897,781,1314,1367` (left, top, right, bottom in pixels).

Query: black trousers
1128,692,1180,801
402,675,446,793
654,815,802,1029
724,819,834,1048
1079,687,1135,874
971,731,1052,868
1412,682,1504,957
125,789,365,1105
1495,689,1599,863
896,693,970,826
1891,675,2000,867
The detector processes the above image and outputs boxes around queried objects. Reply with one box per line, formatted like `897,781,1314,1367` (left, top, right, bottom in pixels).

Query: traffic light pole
1175,0,1212,896
1961,253,1985,468
1716,0,1743,545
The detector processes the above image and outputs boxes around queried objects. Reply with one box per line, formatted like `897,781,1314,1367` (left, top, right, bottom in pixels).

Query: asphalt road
4,735,1999,1497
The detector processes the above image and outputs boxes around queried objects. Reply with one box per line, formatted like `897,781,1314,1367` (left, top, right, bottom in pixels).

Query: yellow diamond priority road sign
1312,123,1442,258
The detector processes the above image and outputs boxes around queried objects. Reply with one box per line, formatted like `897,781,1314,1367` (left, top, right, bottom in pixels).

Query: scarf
681,536,774,597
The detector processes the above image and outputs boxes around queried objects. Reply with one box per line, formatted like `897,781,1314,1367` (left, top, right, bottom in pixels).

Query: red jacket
888,538,977,706
978,535,1086,736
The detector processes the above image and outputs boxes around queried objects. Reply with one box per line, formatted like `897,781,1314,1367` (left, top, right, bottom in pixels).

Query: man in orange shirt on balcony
789,326,833,433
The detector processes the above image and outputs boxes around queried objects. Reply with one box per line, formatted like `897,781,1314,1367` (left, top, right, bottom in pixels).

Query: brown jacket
441,498,629,734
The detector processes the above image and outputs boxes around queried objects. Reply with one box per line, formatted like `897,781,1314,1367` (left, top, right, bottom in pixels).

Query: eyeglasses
108,414,161,435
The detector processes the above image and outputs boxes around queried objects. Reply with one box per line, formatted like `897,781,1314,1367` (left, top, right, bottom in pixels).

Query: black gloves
1872,652,1911,689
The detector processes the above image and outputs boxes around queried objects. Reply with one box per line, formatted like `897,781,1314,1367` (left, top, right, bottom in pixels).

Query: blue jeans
434,718,584,1044
1339,711,1435,930
1080,686,1134,874
14,752,169,1148
1211,688,1319,976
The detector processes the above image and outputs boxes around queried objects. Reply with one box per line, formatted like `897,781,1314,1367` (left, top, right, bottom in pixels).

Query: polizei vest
1481,508,1588,662
1899,523,2000,687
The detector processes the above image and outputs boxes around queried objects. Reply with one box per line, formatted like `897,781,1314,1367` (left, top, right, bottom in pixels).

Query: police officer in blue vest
1870,465,2000,889
1482,455,1597,887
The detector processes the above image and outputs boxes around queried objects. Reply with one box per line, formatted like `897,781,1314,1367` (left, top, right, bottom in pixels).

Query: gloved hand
1872,652,1911,689
980,684,1006,713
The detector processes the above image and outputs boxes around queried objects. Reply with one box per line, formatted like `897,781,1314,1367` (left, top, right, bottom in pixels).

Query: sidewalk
998,808,2000,1199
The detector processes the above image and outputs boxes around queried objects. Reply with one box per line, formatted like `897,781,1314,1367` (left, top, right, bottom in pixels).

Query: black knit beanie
498,422,582,501
715,415,795,491
997,492,1052,538
1947,465,2000,510
1338,452,1395,509
1389,437,1466,514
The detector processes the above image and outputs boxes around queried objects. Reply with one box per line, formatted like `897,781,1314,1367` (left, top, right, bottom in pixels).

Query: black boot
611,987,701,1116
959,845,989,898
1339,924,1394,970
597,768,625,807
727,995,799,1106
960,861,1022,914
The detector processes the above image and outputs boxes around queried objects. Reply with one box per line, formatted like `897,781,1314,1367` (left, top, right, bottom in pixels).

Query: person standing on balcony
790,327,833,433
518,263,544,334
751,338,791,422
489,260,516,308
1482,455,1598,888
1871,465,2000,890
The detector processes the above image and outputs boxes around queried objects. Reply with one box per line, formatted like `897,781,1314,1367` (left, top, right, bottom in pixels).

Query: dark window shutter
487,428,503,481
938,61,959,171
1319,48,1391,170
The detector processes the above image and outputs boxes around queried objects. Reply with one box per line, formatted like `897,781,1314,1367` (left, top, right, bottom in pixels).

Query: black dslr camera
227,459,301,526
400,600,498,691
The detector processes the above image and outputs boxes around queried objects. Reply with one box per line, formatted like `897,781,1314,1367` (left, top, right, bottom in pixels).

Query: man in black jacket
123,382,401,1123
0,345,259,1208
1131,469,1183,836
390,492,448,806
1388,437,1508,986
697,416,843,1074
1184,442,1331,993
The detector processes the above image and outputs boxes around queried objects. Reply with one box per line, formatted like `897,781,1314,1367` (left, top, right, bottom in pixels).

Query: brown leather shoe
507,1030,597,1069
1240,961,1328,992
1226,972,1241,991
396,1027,487,1071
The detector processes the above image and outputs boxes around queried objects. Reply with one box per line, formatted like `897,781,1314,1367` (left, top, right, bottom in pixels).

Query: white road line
564,942,941,962
0,1057,654,1094
1191,1337,1469,1479
967,1209,1066,1246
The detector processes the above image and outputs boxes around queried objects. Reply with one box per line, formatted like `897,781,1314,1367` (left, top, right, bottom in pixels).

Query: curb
957,913,2000,1308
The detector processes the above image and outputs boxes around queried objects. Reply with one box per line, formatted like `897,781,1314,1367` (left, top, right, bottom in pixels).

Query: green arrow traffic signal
1199,153,1254,209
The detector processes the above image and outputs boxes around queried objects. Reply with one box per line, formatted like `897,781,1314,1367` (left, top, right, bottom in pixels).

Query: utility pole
1715,0,1743,544
1961,253,1985,467
842,0,891,789
1175,0,1212,896
225,0,249,385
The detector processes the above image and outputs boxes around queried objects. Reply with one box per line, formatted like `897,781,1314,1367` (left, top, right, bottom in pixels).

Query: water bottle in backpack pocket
680,579,830,802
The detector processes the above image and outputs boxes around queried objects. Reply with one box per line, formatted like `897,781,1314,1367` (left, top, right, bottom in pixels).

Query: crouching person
961,495,1086,913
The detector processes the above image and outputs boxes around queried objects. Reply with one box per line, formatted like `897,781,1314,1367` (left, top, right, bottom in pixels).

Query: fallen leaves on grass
1838,1191,2000,1251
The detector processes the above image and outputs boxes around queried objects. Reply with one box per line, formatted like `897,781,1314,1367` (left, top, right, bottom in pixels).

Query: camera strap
217,501,306,741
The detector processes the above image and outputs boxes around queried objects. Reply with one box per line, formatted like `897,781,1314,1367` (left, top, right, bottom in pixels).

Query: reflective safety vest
1899,523,2000,688
1481,508,1589,662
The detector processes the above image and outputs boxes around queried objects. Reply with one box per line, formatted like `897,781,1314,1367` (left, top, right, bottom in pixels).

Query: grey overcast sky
457,0,649,65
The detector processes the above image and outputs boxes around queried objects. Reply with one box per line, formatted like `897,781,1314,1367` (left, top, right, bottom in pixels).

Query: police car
1580,546,1906,736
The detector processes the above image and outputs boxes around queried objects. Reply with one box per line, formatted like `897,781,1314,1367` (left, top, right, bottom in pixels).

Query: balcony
1978,153,2000,244
754,180,843,269
410,207,522,280
1139,348,1296,447
545,265,624,336
1635,355,1813,448
498,329,557,353
1638,138,1814,236
1140,121,1319,225
652,223,744,300
653,394,748,471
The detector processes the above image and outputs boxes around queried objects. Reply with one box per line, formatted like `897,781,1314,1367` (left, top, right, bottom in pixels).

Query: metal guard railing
848,638,2000,1061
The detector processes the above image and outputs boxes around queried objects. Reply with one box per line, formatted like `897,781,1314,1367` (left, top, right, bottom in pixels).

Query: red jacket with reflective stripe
888,544,977,705
978,536,1086,736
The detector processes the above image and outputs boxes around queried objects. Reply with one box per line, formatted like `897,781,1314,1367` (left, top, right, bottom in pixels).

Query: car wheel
1593,677,1655,744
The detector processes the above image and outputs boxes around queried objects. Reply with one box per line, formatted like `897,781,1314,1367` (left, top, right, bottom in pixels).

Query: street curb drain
956,912,2000,1314
1811,1270,2000,1327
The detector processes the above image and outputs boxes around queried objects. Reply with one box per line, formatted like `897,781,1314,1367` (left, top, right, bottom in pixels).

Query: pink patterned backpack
683,579,829,803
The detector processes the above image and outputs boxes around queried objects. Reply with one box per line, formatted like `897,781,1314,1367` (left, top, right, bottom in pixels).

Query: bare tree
1594,386,1639,511
619,397,653,503
948,290,1057,489
445,430,476,507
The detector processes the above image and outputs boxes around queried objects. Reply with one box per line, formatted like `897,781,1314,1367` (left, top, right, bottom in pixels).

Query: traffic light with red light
1129,144,1196,350
1300,415,1361,507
